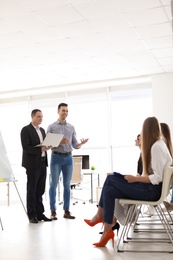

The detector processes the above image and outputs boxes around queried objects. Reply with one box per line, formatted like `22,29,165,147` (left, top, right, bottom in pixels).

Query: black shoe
99,222,120,236
112,222,120,235
37,214,52,222
29,217,39,223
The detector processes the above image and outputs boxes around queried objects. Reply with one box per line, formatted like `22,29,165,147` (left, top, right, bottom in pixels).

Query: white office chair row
117,166,173,253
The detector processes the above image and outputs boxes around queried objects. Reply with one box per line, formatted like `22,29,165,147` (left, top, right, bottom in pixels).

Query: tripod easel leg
13,181,28,218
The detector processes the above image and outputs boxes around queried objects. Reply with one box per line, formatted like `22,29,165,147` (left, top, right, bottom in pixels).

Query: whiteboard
0,131,15,182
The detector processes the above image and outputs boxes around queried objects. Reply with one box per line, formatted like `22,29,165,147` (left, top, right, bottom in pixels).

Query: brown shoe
63,210,75,219
163,201,173,211
51,210,58,220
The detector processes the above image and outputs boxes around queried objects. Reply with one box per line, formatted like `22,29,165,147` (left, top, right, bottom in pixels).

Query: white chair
117,166,173,253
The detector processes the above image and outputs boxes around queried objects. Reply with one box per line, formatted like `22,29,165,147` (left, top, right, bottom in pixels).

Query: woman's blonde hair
141,117,161,175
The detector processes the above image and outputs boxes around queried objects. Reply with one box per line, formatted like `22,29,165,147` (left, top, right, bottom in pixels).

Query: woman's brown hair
160,122,173,157
141,117,161,175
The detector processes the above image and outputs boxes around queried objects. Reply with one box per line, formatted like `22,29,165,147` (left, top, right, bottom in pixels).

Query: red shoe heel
93,230,114,247
84,217,103,227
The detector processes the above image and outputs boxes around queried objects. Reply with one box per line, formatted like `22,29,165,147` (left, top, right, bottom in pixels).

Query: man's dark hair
58,103,68,110
31,109,41,117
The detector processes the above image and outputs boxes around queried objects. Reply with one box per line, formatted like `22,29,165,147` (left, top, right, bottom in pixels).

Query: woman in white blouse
84,117,172,247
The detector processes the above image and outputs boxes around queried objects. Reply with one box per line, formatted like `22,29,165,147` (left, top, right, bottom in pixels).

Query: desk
83,172,100,203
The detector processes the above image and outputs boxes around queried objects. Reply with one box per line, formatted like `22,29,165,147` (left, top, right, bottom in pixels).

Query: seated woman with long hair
84,117,172,247
160,122,173,211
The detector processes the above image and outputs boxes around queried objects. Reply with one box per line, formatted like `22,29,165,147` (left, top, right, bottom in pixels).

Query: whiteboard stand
0,131,28,226
13,181,28,217
0,180,27,231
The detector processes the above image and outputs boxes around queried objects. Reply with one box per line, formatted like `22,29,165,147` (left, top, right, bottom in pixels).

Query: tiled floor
1,197,173,260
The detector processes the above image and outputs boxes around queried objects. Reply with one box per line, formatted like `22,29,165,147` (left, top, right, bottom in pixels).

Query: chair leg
156,205,173,243
117,205,136,251
117,203,173,253
132,205,142,232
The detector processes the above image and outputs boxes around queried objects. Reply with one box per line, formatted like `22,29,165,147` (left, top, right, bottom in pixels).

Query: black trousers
26,161,47,219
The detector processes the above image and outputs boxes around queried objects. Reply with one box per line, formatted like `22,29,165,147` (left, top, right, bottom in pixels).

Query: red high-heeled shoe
93,230,114,247
84,217,103,227
99,222,120,236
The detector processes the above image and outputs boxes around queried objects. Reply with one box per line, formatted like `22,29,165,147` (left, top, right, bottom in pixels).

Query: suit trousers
26,161,47,219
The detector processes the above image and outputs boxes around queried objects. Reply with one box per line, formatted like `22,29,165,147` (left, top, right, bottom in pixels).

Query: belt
53,151,71,156
41,156,46,161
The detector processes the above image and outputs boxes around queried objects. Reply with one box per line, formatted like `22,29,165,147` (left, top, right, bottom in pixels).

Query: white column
151,73,173,133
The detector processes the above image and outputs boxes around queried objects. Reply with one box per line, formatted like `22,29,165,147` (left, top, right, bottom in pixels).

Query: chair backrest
159,166,173,202
71,156,82,184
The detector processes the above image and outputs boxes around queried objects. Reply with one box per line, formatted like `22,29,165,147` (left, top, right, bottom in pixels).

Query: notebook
35,133,64,147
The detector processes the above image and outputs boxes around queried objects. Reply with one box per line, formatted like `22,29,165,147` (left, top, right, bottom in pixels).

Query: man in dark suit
20,109,52,223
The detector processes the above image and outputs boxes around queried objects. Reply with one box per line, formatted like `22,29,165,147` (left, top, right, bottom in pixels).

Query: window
0,85,152,184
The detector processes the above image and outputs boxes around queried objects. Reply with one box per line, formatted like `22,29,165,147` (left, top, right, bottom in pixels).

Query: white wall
151,72,173,134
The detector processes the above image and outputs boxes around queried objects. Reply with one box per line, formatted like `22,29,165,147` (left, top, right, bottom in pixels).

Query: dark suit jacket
21,123,48,169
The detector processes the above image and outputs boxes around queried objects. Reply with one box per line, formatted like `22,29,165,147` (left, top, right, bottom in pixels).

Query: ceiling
0,0,172,97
